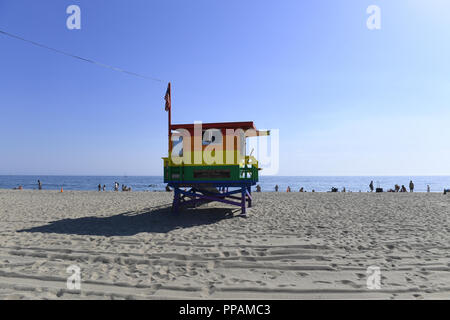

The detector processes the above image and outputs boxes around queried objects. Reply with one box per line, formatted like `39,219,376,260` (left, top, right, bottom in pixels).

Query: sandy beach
0,189,448,299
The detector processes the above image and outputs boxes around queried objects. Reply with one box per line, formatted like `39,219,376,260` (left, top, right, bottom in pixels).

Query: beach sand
0,189,448,299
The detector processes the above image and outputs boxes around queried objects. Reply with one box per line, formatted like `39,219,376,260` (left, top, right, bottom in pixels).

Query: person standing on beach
98,184,101,192
409,180,414,192
369,181,374,192
38,180,42,190
103,185,106,191
275,185,279,192
427,185,430,193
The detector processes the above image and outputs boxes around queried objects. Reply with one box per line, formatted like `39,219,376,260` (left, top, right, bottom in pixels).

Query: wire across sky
0,29,164,83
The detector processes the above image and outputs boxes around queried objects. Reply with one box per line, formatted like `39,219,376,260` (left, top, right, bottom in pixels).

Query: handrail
245,155,258,168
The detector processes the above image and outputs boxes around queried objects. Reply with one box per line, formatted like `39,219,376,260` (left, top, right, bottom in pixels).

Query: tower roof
170,121,256,131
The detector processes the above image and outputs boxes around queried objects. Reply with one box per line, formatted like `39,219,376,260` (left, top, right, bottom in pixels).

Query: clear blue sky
1,0,449,176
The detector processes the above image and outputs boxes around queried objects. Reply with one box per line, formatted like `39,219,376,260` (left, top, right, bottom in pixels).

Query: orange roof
171,121,256,131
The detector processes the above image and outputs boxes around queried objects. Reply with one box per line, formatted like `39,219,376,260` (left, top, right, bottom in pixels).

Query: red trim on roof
171,121,256,130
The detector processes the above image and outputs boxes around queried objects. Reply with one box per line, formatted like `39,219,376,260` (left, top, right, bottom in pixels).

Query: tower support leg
247,186,252,208
172,187,181,214
241,187,247,216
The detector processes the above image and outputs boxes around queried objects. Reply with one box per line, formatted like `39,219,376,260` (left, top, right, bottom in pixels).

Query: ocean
1,175,449,193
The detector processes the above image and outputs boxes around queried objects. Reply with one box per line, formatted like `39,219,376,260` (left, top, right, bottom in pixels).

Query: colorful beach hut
162,83,269,216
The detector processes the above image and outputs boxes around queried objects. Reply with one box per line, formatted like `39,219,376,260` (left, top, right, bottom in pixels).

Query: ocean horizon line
1,175,449,193
1,174,449,177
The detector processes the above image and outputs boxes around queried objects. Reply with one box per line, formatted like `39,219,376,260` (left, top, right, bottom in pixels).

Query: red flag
164,82,171,112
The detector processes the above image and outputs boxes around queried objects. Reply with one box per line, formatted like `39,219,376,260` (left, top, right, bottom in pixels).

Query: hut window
202,129,222,146
172,135,183,157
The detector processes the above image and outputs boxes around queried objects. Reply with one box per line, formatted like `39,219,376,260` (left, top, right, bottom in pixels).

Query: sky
0,0,449,176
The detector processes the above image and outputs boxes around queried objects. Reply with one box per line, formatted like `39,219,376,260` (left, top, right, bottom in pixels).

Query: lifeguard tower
162,83,269,216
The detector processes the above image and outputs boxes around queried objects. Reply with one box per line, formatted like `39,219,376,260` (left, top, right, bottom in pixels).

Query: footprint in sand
296,272,309,277
314,280,332,284
240,250,250,256
337,280,362,288
229,277,241,284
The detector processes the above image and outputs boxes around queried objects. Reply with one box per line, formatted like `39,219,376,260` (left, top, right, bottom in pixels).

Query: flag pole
167,82,171,157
